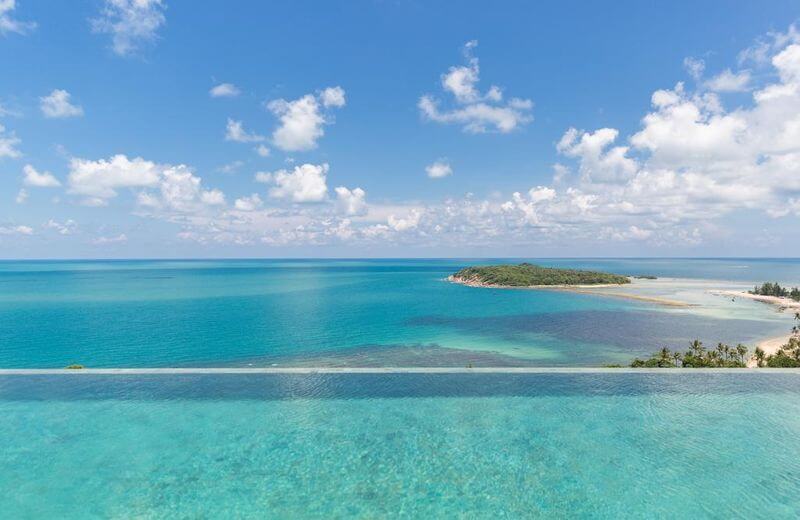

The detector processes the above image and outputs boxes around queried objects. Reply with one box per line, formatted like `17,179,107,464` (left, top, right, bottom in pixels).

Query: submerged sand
448,276,692,307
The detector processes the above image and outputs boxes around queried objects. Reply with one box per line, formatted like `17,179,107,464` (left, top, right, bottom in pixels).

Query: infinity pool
1,371,799,518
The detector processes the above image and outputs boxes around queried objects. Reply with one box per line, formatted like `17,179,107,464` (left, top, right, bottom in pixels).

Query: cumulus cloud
258,163,328,202
23,164,61,187
320,86,346,108
234,193,263,211
68,154,225,212
705,69,751,92
0,0,35,35
209,83,240,98
68,154,160,201
225,118,265,143
266,87,345,151
557,127,638,183
255,144,270,157
40,90,84,118
418,41,533,133
388,210,422,232
50,25,800,252
15,189,27,204
0,124,21,158
91,0,166,57
335,186,366,215
425,160,452,178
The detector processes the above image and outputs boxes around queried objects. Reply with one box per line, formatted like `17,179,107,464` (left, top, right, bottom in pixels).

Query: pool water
1,372,799,518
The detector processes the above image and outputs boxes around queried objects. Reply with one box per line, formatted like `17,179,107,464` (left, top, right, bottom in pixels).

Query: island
449,263,631,288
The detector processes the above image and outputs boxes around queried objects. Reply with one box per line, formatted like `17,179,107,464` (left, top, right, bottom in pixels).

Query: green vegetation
451,263,630,287
630,341,749,368
758,313,800,367
631,313,800,368
633,275,658,280
65,364,85,369
750,282,800,301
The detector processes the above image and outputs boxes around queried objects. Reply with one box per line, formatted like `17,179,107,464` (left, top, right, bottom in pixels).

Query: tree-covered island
449,263,631,287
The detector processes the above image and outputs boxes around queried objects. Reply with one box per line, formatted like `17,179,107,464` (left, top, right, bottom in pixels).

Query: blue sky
1,0,800,258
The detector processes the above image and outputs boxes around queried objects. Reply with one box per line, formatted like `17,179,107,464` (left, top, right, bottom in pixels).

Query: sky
1,0,800,258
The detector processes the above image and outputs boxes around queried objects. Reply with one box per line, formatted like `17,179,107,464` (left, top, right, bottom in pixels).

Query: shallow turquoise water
0,259,797,368
1,372,799,518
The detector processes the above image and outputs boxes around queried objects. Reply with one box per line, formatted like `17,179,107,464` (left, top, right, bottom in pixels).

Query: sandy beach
747,334,793,367
713,290,800,311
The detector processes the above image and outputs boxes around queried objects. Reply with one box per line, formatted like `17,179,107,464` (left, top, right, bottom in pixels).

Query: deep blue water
0,258,797,368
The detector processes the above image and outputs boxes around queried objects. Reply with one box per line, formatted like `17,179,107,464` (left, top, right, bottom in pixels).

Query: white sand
714,290,800,310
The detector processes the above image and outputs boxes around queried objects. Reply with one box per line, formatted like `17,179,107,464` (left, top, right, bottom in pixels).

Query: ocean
0,258,797,368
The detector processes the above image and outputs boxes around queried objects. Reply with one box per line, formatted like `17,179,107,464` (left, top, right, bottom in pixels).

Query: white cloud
68,154,226,212
425,160,452,178
738,24,800,66
259,163,328,202
266,87,345,151
388,210,422,232
0,101,19,118
683,57,705,80
40,89,83,118
0,224,33,235
320,86,346,108
557,127,638,183
151,166,225,211
234,193,263,211
91,0,166,57
201,188,225,206
217,160,243,174
92,233,127,245
705,69,751,92
23,164,61,187
225,118,265,143
419,41,533,133
44,219,77,235
0,124,21,158
15,189,27,204
68,154,160,200
209,83,240,98
255,144,270,157
58,25,800,252
334,186,366,215
0,0,35,35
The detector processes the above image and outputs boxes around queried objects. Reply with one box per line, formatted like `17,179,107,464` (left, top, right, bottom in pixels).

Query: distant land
449,263,631,288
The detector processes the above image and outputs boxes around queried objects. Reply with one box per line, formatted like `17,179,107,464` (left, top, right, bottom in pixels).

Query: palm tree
793,313,800,336
672,351,682,368
754,347,766,368
736,344,748,364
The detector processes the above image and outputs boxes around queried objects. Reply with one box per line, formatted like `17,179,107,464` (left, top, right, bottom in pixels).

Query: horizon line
1,367,799,375
2,256,800,262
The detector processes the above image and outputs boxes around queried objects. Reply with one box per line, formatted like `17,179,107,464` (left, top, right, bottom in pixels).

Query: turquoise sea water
1,258,798,368
1,372,799,518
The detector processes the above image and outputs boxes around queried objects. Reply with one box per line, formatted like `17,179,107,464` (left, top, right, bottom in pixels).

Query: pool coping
1,367,800,375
